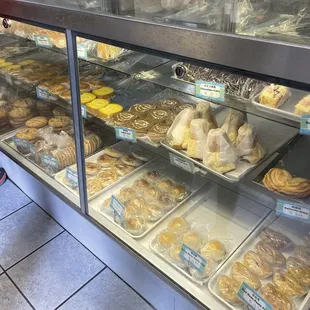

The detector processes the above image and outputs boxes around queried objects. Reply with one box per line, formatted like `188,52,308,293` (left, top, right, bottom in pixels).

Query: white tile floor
0,179,154,310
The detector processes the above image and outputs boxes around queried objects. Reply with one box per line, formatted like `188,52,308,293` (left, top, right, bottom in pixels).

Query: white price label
115,127,136,142
36,87,49,100
66,168,78,186
200,84,221,98
196,81,225,102
34,35,52,48
179,244,206,273
110,195,125,218
169,153,195,174
41,154,59,169
277,200,310,221
77,46,88,59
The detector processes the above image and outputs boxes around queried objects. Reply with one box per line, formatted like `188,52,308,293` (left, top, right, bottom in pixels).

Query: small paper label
40,154,59,170
13,137,30,149
110,195,125,218
195,81,225,102
115,127,137,142
77,45,88,59
300,114,310,135
81,105,87,119
65,168,78,187
5,74,12,85
169,153,195,174
237,282,272,310
36,87,49,100
276,200,310,221
179,244,206,273
34,35,52,48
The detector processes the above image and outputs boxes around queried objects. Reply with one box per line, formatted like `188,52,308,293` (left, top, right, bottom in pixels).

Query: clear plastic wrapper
231,262,262,290
255,240,286,267
294,245,310,264
286,256,310,287
217,275,243,305
260,227,293,250
243,250,273,279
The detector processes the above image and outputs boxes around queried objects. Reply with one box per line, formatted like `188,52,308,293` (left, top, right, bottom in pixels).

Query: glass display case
1,2,310,309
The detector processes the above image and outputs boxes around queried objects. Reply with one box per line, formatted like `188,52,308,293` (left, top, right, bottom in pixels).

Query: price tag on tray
34,34,53,48
110,195,125,218
300,114,310,135
36,87,50,101
179,244,206,273
195,81,225,102
40,154,59,170
237,282,272,310
169,153,195,174
13,137,30,150
77,45,88,60
65,168,78,187
115,127,137,143
81,105,87,119
276,199,310,222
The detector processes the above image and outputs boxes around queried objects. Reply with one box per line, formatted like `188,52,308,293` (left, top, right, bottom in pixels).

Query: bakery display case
1,1,310,309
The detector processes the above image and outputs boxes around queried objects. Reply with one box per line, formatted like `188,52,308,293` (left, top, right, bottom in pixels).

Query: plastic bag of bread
202,128,238,173
294,245,310,264
196,102,218,128
221,110,244,144
286,256,310,286
243,251,273,279
231,262,261,290
217,275,242,305
260,228,293,250
167,108,197,149
262,283,294,310
255,241,286,266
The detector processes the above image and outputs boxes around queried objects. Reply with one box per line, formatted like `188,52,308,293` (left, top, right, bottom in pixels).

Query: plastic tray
55,140,154,201
89,157,206,239
161,107,299,183
252,88,309,122
208,213,310,310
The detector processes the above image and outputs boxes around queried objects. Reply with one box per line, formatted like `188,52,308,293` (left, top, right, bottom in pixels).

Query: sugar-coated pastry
200,240,226,262
259,84,290,108
104,146,123,158
119,187,136,202
157,231,178,250
182,231,203,251
120,154,142,167
85,162,101,176
97,154,117,168
255,241,286,266
260,228,292,250
262,283,294,310
243,251,273,279
143,170,161,183
218,275,242,305
167,217,190,234
171,185,188,201
157,179,175,192
231,262,261,290
286,256,310,286
133,179,151,191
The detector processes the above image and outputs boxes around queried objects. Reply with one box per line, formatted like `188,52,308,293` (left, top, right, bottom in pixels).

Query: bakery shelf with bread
55,140,154,200
209,212,310,310
89,157,206,239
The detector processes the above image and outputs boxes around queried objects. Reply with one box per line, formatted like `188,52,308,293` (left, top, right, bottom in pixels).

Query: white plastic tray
89,157,206,239
55,140,154,201
208,214,310,310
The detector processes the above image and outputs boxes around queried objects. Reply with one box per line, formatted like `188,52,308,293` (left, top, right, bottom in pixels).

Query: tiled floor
0,179,154,310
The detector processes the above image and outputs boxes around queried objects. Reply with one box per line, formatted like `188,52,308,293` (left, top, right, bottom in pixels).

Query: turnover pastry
218,275,242,305
255,241,286,266
200,240,226,262
259,84,290,108
243,251,273,278
221,110,244,144
295,95,310,115
286,256,310,286
262,283,294,310
167,217,190,234
231,262,261,290
260,228,292,250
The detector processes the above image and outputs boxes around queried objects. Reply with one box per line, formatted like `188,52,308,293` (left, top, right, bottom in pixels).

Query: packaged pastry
119,187,136,202
262,283,294,310
273,270,306,298
286,256,310,286
168,243,188,268
133,178,151,191
189,258,217,281
104,145,123,158
97,154,117,168
167,217,190,234
221,110,244,144
167,108,197,150
200,240,226,262
182,231,204,251
144,187,161,200
122,217,146,236
127,197,146,210
157,194,177,211
231,262,261,290
114,161,134,176
217,275,242,305
156,178,175,192
295,95,310,115
120,154,142,167
143,170,162,183
97,43,123,60
202,128,238,174
146,203,163,222
170,184,190,201
85,162,101,176
259,84,290,108
260,228,293,250
255,241,286,266
243,251,273,278
294,245,310,264
156,231,178,251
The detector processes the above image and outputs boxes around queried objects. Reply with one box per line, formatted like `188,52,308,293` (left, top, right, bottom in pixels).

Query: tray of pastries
252,84,310,122
161,103,298,183
209,213,310,310
55,141,154,201
89,157,206,239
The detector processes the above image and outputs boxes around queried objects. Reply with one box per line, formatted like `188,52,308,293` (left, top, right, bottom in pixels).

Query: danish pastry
243,251,273,278
217,275,242,305
97,170,118,187
231,262,261,290
97,154,117,168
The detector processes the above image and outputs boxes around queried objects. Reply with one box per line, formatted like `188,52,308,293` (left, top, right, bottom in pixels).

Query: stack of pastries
217,227,310,310
167,103,265,174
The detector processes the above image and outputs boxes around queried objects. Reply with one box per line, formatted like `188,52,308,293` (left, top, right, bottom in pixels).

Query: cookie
9,107,32,119
48,116,71,128
26,116,48,128
13,98,36,109
15,128,38,141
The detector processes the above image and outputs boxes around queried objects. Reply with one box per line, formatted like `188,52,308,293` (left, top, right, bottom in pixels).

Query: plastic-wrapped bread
255,241,286,266
187,119,211,159
221,110,244,144
167,108,196,150
231,262,261,290
203,128,238,173
260,228,292,250
294,245,310,265
262,283,294,310
217,275,242,305
243,251,273,278
286,256,310,286
196,102,218,128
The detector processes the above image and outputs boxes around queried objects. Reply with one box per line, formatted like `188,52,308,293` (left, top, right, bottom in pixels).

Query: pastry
147,203,163,221
143,170,161,183
144,187,161,200
260,228,292,250
26,116,48,128
99,104,123,118
221,110,244,144
9,107,32,119
114,161,134,176
13,98,36,109
259,84,290,108
157,98,180,110
119,187,136,202
196,101,218,128
167,108,196,150
130,148,152,162
243,251,273,278
169,243,184,263
295,95,310,115
92,86,114,99
294,245,310,264
97,170,118,187
49,84,68,95
218,275,242,305
87,80,106,90
255,241,286,266
231,262,261,290
156,231,178,250
59,90,71,101
157,179,175,192
147,124,169,143
120,154,142,167
86,99,109,115
122,206,138,220
15,128,38,142
133,179,151,190
147,109,171,124
176,103,195,112
80,82,91,93
104,146,123,158
182,231,203,251
167,217,190,234
123,217,146,234
273,271,306,298
97,43,122,60
286,256,310,286
87,178,103,196
81,92,96,104
127,197,146,210
97,154,117,168
200,240,226,262
127,119,153,135
158,194,177,210
85,162,101,176
111,111,137,126
129,103,156,115
171,185,188,201
262,283,294,310
203,128,238,173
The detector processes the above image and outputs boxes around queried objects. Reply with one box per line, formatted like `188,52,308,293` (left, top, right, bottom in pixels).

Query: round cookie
26,116,48,128
9,107,32,119
15,128,38,141
48,116,71,128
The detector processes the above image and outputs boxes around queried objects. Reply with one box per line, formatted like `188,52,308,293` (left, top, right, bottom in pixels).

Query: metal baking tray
161,108,299,183
252,88,309,122
55,140,154,201
208,213,310,310
89,157,206,239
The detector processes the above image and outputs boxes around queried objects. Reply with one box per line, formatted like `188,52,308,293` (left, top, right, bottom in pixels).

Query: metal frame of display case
1,2,310,310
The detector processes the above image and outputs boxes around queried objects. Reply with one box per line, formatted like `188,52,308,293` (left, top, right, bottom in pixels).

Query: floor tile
0,274,32,310
8,232,105,310
59,269,153,310
0,202,64,269
0,180,31,219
